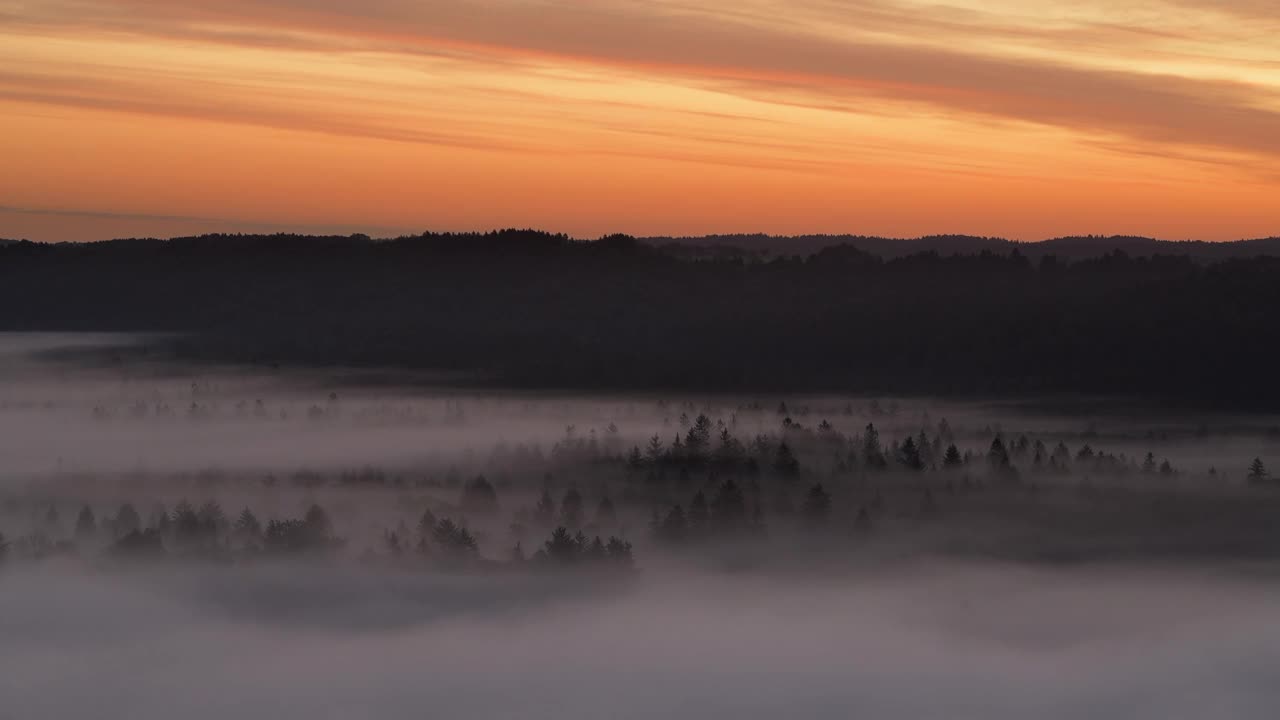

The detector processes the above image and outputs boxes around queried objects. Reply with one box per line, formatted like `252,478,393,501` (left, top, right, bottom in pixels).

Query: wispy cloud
2,0,1278,240
10,0,1279,159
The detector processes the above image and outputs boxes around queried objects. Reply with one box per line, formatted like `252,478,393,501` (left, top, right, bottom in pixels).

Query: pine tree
461,475,499,515
645,435,665,464
943,444,963,468
711,478,747,531
303,504,333,544
1248,457,1268,484
595,496,617,526
688,491,709,534
774,441,801,477
534,489,556,528
560,486,584,527
383,530,403,556
863,423,886,468
432,518,477,556
197,500,226,539
802,484,832,526
234,507,262,539
659,505,687,544
715,428,744,466
544,526,580,563
114,503,141,537
151,504,171,535
605,537,634,567
172,500,200,545
417,507,438,540
586,536,607,562
988,437,1010,469
685,414,714,461
898,436,924,471
75,505,97,540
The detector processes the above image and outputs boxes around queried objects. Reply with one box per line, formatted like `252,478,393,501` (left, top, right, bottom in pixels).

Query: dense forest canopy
2,230,1279,406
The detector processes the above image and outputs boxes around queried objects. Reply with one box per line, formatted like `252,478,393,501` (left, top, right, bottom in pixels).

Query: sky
1,0,1278,242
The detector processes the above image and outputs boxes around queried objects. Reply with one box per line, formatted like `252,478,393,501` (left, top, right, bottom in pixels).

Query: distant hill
641,233,1280,262
6,230,1280,262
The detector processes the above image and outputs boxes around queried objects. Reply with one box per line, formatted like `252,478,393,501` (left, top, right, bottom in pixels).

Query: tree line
3,230,1280,406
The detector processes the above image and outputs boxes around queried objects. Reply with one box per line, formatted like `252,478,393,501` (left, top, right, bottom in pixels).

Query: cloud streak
12,0,1275,158
2,0,1278,240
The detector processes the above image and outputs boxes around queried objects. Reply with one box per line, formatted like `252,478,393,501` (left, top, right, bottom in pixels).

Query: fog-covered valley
3,333,1280,718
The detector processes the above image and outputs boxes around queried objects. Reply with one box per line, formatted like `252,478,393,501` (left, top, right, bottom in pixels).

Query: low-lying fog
2,333,1280,719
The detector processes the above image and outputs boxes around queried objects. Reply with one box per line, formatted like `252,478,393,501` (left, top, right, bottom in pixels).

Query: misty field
3,334,1280,719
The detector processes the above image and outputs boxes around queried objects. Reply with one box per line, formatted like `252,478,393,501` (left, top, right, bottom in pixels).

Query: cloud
8,0,1280,163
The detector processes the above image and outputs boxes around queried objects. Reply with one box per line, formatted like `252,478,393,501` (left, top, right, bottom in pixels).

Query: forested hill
642,233,1280,261
2,229,1279,407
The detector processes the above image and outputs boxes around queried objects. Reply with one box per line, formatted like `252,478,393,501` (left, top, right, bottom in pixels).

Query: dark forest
3,230,1278,406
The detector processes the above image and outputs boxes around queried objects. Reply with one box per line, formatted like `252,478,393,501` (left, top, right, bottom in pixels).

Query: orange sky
2,0,1278,241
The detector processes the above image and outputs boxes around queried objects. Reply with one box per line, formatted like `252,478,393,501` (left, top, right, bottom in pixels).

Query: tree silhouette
773,441,800,477
688,491,709,536
234,507,262,541
461,475,499,515
586,536,607,562
113,503,141,537
303,504,332,539
711,478,747,532
417,508,438,542
560,486,584,527
645,435,665,464
988,437,1011,470
431,518,478,557
197,500,226,539
264,519,313,553
534,489,556,528
942,444,963,468
172,501,200,546
685,414,714,462
74,505,97,541
543,526,581,564
605,537,634,567
802,484,832,526
111,528,165,558
1248,457,1268,485
658,505,687,544
383,530,404,556
715,427,744,466
863,424,886,468
898,436,924,471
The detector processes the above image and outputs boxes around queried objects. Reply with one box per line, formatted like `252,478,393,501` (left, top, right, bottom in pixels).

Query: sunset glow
3,0,1278,241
